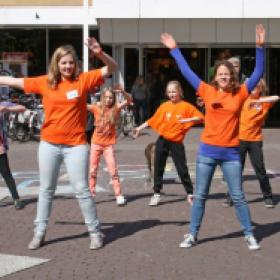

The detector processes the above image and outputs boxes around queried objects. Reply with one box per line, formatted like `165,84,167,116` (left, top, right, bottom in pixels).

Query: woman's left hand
85,37,102,55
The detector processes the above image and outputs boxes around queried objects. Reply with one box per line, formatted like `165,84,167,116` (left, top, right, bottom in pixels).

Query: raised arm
113,84,133,109
85,37,118,78
245,24,265,92
251,95,280,104
0,76,24,90
160,33,201,91
0,104,25,113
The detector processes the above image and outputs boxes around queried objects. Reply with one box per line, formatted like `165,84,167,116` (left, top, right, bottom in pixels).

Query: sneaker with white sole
28,232,45,250
264,197,275,208
90,232,104,250
245,235,260,250
179,233,197,248
116,195,126,206
149,193,160,206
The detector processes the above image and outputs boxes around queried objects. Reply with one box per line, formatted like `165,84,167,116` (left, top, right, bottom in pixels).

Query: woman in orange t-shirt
226,79,279,208
133,80,204,207
87,85,132,206
161,24,265,250
0,38,117,250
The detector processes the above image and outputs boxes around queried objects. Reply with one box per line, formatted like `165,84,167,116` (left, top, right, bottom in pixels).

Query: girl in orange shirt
87,85,132,206
133,80,203,206
0,37,117,250
225,79,279,208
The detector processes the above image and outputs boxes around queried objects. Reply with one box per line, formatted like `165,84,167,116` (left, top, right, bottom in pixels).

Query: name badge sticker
66,90,79,100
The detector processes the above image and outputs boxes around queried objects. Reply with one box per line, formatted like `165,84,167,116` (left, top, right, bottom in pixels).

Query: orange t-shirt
239,98,273,141
147,100,204,143
89,104,121,146
24,69,104,145
197,82,248,147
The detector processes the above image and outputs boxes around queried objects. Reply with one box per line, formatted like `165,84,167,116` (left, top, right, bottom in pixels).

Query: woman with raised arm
161,24,265,250
0,37,118,250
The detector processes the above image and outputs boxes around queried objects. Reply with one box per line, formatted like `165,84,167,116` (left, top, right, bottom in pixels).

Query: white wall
93,0,280,18
0,7,97,25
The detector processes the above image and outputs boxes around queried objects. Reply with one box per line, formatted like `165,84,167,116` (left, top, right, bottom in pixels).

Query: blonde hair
165,80,184,98
47,45,79,89
256,78,269,96
99,87,119,125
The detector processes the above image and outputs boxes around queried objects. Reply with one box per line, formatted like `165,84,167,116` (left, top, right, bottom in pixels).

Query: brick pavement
0,128,280,280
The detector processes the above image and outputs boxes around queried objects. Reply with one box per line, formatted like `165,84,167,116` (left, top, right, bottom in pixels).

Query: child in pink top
87,85,132,206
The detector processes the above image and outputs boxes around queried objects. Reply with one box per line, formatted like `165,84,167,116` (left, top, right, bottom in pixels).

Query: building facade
1,0,280,125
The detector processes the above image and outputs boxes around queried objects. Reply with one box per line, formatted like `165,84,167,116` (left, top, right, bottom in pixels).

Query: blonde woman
0,37,117,250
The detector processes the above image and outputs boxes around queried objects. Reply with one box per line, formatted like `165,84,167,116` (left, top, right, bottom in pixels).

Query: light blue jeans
189,155,253,237
34,141,100,234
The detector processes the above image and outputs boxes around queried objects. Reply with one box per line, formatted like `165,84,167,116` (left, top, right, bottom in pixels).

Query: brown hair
210,60,241,94
47,45,79,89
99,87,119,125
256,78,269,96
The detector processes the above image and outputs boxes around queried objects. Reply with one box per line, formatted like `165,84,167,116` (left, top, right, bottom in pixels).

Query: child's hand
187,194,194,206
85,37,102,56
132,127,140,139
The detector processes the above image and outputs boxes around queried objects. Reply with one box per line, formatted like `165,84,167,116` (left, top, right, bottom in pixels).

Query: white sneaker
149,194,161,206
245,235,260,250
90,232,104,250
179,233,197,248
116,195,126,206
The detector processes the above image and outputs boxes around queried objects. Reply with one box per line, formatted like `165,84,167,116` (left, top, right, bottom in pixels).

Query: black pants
134,99,147,125
240,140,272,198
153,136,193,194
0,153,19,200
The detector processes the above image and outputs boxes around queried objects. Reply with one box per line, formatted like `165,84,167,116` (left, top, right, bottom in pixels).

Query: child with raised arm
225,79,279,208
161,24,265,250
87,85,132,206
133,80,203,206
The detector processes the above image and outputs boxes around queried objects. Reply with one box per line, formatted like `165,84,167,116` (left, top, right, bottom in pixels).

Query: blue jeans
189,155,253,237
35,141,100,234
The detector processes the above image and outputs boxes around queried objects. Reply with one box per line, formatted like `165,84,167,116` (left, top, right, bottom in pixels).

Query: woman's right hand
160,33,177,50
256,24,265,47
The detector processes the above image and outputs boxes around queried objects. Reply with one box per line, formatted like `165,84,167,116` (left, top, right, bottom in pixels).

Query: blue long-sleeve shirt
170,46,264,160
170,47,264,92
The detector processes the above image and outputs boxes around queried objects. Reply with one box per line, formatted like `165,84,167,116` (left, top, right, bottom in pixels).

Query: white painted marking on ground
0,254,50,278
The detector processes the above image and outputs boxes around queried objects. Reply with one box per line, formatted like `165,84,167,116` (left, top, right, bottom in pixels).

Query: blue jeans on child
189,155,253,237
34,141,100,234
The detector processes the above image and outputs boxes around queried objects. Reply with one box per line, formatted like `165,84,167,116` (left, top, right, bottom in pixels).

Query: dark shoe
28,232,45,250
14,199,25,210
264,198,275,208
222,196,233,207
